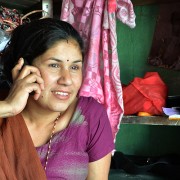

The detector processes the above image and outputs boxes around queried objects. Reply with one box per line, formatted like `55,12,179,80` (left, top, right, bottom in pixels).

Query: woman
0,18,114,179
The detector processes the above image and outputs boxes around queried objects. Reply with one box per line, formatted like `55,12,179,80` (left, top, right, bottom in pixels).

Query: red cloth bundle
123,72,168,115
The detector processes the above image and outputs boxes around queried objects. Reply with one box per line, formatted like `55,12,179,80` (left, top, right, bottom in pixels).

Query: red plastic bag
123,72,168,115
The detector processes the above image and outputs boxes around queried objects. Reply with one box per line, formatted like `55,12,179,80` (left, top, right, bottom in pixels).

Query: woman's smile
52,90,70,100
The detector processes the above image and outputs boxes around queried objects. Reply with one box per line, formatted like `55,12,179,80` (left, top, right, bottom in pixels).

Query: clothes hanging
60,0,136,140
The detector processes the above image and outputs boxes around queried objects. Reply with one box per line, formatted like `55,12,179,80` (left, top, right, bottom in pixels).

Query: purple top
36,96,114,179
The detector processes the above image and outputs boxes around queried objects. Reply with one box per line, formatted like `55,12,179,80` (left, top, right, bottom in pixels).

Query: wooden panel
132,0,180,6
0,0,40,10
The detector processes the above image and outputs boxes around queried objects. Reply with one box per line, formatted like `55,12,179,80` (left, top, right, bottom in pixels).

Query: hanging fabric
60,0,136,140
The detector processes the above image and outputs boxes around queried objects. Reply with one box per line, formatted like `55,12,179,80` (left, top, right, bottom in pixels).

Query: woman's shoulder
77,96,108,125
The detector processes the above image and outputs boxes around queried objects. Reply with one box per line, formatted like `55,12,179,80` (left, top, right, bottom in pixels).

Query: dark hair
1,18,84,83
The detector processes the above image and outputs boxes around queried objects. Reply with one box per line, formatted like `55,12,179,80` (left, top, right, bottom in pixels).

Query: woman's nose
57,69,73,86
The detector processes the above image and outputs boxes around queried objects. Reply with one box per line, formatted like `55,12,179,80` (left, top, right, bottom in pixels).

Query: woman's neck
21,98,78,147
22,98,60,127
22,97,78,130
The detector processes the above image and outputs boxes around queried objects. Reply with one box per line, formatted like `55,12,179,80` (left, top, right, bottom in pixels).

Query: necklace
44,114,60,171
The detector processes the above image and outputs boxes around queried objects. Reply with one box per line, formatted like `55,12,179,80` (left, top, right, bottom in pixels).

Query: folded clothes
162,107,180,120
163,107,180,116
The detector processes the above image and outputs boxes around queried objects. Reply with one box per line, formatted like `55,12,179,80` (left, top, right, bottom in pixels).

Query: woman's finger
12,57,24,80
22,73,44,91
18,65,41,80
25,83,42,100
12,57,41,82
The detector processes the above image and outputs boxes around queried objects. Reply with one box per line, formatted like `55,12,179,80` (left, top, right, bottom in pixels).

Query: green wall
115,5,180,156
117,4,180,95
116,124,180,156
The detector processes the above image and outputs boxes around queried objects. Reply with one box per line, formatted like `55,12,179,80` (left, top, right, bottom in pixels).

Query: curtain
60,0,135,140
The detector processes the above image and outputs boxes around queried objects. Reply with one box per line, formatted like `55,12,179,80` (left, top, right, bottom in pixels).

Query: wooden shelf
121,115,180,126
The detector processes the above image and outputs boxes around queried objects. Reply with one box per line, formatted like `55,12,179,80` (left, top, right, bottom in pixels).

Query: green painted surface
117,5,180,95
116,5,180,156
116,124,180,156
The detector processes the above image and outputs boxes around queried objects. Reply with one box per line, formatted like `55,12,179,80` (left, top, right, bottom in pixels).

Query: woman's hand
4,58,44,116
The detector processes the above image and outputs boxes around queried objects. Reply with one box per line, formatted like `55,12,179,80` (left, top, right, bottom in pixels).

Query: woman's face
32,39,83,113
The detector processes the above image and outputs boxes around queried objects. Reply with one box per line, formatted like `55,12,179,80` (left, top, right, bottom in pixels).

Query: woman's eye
71,65,79,70
49,64,59,68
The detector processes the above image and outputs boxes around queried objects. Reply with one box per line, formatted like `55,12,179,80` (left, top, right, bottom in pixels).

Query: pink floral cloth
60,0,135,140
